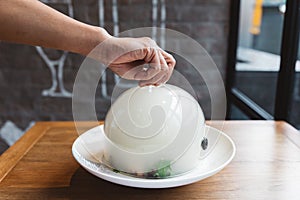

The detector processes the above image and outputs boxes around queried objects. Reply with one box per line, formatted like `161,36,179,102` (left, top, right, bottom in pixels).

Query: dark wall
0,0,230,129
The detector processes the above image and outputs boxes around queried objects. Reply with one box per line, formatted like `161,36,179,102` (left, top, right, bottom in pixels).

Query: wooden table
0,121,300,199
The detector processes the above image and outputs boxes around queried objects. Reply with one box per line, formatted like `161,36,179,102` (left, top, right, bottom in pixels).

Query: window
226,0,300,129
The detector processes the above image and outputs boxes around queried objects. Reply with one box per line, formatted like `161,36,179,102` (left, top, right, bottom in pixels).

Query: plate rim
72,125,236,188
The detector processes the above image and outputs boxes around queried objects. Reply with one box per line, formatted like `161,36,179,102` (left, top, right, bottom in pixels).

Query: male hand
95,37,176,87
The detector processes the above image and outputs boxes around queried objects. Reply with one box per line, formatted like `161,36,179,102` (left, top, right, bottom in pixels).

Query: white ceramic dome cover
106,85,182,140
104,84,205,152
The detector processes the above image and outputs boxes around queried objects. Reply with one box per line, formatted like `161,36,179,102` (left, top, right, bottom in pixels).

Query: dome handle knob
201,137,208,150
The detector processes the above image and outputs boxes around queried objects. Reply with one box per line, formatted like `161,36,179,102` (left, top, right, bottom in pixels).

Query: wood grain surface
0,121,299,200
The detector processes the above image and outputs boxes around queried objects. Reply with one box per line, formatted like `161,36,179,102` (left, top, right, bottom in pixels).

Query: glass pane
234,0,286,116
229,104,250,120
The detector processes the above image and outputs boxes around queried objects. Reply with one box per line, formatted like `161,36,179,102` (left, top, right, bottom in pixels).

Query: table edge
0,121,105,182
0,122,52,182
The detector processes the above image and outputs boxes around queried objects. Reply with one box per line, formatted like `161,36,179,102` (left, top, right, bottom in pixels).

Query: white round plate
72,125,235,188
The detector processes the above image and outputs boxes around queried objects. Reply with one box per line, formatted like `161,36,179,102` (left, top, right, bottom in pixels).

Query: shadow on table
68,167,189,199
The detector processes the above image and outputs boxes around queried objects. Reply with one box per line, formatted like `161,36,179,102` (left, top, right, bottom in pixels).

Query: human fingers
109,46,161,81
159,50,176,83
160,50,176,69
112,60,145,79
115,59,161,81
139,51,170,86
157,49,169,71
139,70,166,87
133,48,162,80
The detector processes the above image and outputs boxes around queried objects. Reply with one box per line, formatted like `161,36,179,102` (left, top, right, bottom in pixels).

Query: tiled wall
0,0,230,129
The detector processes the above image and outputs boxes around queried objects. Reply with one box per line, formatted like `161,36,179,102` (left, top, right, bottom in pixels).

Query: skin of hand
91,36,176,86
0,0,176,86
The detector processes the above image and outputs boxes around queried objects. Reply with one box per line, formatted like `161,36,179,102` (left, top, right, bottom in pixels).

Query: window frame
226,0,300,121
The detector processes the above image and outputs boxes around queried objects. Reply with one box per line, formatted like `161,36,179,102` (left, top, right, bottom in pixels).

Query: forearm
0,0,111,56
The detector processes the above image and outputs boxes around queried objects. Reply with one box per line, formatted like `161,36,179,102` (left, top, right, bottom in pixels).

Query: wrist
78,26,112,56
97,27,113,42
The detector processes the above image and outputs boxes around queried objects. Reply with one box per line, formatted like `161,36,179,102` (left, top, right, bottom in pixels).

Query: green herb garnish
145,160,172,178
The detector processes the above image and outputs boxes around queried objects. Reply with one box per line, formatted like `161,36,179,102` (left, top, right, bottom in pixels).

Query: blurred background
229,0,300,128
1,0,300,153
